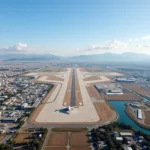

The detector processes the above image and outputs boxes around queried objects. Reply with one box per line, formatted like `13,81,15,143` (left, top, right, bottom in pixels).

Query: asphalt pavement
70,69,76,107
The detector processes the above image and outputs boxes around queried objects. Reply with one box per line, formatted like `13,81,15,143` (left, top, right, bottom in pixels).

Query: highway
70,69,76,107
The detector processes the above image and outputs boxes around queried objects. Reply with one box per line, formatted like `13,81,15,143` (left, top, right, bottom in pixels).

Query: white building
116,137,123,141
21,103,28,109
123,146,133,150
120,132,133,136
0,106,6,110
137,109,142,119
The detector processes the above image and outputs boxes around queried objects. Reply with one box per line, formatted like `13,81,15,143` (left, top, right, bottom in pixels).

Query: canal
108,99,150,135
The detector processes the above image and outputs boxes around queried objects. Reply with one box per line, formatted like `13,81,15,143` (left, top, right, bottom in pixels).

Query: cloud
128,35,150,42
0,43,35,54
85,40,125,52
137,44,150,48
15,43,28,51
141,35,150,40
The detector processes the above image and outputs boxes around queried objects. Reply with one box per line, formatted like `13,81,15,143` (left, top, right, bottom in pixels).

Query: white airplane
55,106,76,114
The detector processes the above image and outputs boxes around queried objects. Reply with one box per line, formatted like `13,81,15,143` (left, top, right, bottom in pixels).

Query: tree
33,146,37,150
0,144,13,150
131,144,137,150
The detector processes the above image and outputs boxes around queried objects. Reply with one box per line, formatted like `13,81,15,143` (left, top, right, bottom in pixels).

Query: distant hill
1,52,150,62
1,54,60,61
70,52,150,62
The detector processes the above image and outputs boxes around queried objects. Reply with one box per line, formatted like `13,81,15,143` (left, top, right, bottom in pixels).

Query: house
0,128,6,134
120,132,133,136
123,146,133,150
21,103,28,109
116,137,123,141
113,131,119,137
0,106,6,110
2,117,18,123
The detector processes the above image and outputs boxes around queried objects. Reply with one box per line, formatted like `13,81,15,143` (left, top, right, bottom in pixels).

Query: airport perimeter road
70,69,76,107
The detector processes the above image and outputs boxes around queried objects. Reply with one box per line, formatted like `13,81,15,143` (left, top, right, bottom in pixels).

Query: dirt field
45,129,91,150
41,66,67,72
70,148,92,150
121,83,150,96
104,93,142,101
80,68,87,72
145,102,150,108
86,84,102,99
82,67,108,72
70,132,90,147
14,133,32,144
51,128,87,132
0,134,4,142
47,133,68,146
47,76,64,81
94,102,115,123
84,76,101,81
30,85,56,123
144,111,150,125
45,148,67,150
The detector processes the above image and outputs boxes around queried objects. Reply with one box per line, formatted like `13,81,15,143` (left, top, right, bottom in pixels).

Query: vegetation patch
12,128,48,150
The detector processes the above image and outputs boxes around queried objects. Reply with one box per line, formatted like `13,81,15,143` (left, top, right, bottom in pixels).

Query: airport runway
70,69,76,107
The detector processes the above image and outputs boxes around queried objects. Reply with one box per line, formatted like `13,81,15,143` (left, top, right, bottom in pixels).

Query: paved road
70,69,76,107
41,128,51,150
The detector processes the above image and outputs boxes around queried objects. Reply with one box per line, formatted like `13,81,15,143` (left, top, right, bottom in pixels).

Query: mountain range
1,52,150,62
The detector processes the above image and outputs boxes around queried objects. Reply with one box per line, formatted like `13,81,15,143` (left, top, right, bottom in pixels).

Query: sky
0,0,150,56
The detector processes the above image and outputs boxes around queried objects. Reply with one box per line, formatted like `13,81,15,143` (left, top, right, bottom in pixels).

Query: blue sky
0,0,150,55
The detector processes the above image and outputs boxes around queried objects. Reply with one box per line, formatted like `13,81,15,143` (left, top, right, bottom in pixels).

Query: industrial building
95,83,123,95
130,102,143,108
137,109,142,120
